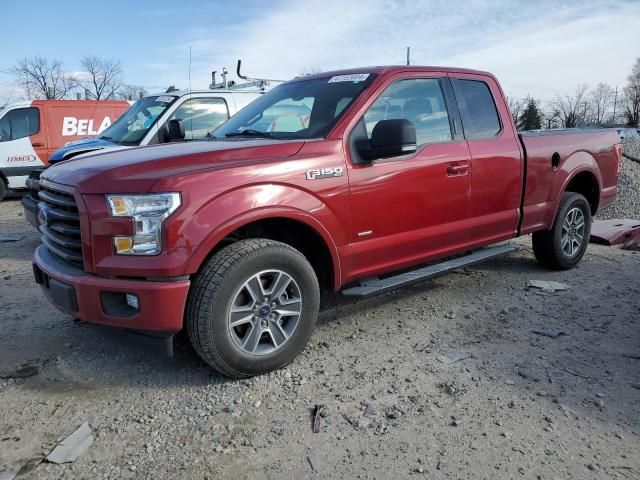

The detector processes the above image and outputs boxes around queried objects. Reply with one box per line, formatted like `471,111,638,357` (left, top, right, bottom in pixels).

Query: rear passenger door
451,75,523,246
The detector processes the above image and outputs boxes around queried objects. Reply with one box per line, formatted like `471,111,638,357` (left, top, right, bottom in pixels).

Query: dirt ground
1,196,639,480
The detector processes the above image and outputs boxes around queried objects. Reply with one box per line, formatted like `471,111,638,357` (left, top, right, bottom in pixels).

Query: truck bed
518,128,620,234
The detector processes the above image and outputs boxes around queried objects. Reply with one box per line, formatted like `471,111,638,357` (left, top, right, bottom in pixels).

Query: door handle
447,161,469,176
32,142,44,147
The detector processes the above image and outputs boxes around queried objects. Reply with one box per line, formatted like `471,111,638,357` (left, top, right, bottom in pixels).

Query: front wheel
186,239,320,378
532,192,592,270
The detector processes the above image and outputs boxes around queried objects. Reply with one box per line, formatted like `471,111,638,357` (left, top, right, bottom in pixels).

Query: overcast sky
1,0,638,104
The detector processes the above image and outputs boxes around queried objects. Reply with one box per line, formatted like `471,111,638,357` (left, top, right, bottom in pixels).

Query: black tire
532,192,592,270
0,178,7,202
186,239,320,378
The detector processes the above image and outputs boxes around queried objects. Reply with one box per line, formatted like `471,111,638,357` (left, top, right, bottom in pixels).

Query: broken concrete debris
526,280,570,293
436,352,471,366
532,328,565,338
46,422,94,464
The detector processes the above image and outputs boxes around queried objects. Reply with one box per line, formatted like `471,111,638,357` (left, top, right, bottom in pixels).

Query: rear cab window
452,79,501,140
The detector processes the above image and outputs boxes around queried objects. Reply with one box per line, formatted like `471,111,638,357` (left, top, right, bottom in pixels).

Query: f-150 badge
305,167,344,180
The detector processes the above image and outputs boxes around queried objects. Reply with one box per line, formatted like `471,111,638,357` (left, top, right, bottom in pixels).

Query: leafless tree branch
80,56,123,100
11,56,78,100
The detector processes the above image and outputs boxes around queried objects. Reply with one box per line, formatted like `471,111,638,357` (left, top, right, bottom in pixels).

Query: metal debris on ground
46,422,94,464
590,219,640,248
436,352,471,366
532,328,565,339
0,235,25,243
307,455,318,472
312,405,324,433
526,280,570,293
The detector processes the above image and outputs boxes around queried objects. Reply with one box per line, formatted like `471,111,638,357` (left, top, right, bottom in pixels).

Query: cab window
363,78,452,147
0,108,39,141
453,79,501,139
0,115,9,142
168,98,229,140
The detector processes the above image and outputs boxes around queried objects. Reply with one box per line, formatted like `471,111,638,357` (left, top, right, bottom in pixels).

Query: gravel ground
1,198,639,480
597,138,640,220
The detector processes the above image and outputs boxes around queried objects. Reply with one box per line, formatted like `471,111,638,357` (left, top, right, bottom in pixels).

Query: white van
21,88,262,224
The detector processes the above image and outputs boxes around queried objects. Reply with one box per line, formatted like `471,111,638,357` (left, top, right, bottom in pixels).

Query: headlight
106,193,181,255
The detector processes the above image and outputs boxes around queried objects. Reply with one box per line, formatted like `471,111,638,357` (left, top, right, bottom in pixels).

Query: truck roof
294,65,494,82
147,89,266,98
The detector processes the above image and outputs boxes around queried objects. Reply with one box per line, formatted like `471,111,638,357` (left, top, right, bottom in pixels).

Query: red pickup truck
33,66,621,378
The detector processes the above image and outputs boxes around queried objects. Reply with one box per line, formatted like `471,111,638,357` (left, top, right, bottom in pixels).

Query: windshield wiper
225,129,279,139
99,135,113,140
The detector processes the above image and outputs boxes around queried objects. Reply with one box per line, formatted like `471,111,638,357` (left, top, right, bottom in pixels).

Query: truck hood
42,139,305,194
49,137,120,164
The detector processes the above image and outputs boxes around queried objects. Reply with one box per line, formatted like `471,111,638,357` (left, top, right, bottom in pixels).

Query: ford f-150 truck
32,66,621,378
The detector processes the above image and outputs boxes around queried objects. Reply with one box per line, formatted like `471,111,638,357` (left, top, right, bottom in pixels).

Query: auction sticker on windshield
328,74,370,83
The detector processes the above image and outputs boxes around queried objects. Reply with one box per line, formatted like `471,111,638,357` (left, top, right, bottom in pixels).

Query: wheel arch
187,208,342,292
560,169,601,216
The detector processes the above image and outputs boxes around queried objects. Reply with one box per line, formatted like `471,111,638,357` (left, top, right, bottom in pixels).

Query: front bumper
21,172,44,228
21,194,38,227
33,245,190,332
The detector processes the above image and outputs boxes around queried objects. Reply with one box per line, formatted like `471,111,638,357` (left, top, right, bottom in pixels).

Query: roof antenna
188,46,193,138
188,46,192,93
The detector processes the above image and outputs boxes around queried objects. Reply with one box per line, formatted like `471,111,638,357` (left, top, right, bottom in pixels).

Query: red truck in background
32,66,621,378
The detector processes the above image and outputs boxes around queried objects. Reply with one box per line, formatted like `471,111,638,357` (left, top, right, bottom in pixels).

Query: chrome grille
38,185,84,269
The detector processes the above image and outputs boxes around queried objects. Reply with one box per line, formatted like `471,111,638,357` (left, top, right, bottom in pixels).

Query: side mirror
366,119,417,159
167,119,185,141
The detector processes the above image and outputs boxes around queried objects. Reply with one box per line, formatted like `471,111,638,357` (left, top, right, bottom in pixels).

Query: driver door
346,74,473,278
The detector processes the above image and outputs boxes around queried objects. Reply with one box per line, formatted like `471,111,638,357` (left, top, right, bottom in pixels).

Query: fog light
125,293,139,311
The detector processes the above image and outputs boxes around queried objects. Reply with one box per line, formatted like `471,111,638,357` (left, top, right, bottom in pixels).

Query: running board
342,244,518,297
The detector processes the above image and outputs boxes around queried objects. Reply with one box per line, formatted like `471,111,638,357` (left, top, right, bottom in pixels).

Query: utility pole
612,86,618,124
406,47,410,66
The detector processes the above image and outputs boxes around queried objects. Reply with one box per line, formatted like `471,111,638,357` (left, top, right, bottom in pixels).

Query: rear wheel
532,192,591,270
186,239,320,378
0,179,7,201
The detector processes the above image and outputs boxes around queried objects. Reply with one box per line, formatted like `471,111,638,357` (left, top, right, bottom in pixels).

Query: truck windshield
212,74,377,140
99,95,177,145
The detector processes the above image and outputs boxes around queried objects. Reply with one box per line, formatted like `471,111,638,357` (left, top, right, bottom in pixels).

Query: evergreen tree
517,97,543,131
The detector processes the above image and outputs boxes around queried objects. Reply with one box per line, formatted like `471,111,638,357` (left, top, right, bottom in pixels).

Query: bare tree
118,84,148,101
588,83,615,125
552,84,590,128
507,97,526,125
11,56,77,99
623,58,640,127
80,56,123,100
